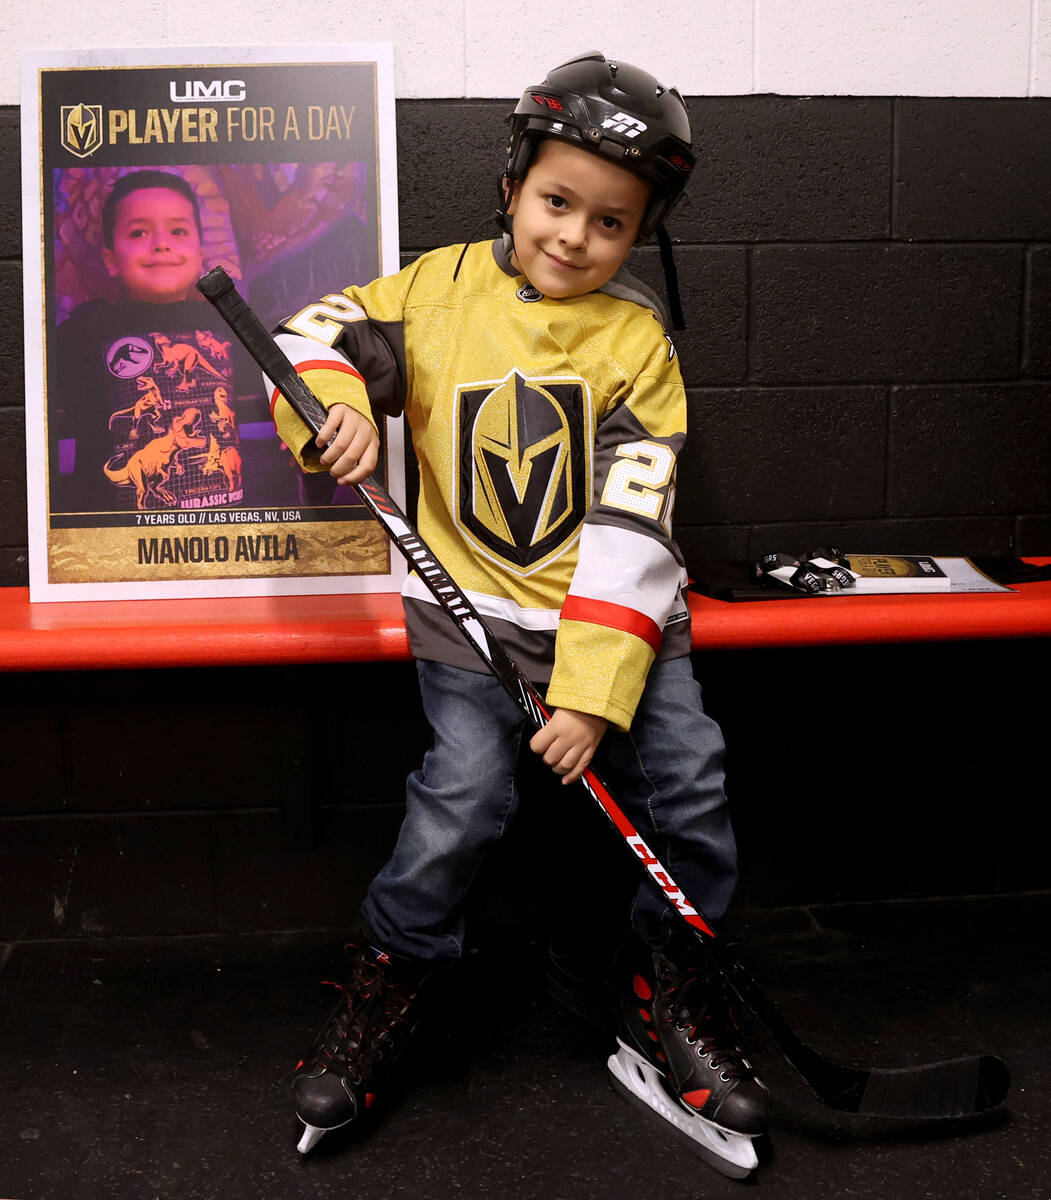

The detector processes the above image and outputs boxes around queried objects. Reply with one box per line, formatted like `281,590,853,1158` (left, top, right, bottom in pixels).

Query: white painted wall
5,0,1050,105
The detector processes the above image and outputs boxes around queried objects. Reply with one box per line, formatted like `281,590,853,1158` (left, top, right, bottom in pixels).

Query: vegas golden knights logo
60,104,103,159
455,369,589,573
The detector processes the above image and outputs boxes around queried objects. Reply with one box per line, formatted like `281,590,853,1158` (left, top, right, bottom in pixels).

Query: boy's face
102,187,203,304
506,138,650,299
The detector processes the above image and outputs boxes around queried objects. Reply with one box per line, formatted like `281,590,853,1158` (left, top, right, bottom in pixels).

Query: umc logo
60,104,103,159
169,79,246,102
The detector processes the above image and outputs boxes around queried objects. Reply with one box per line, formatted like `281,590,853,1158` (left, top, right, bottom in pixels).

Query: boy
269,53,770,1177
52,171,251,513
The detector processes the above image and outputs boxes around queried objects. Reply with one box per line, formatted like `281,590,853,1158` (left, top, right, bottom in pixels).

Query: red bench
2,560,1049,672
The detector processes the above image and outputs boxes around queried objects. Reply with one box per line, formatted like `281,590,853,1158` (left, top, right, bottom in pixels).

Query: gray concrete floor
2,892,1047,1200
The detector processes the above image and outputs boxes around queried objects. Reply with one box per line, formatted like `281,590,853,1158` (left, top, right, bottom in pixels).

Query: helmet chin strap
453,205,507,282
654,224,685,332
452,171,520,283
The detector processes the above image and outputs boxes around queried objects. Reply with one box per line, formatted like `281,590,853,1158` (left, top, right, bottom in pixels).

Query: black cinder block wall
0,97,1048,943
2,95,1050,584
394,96,1051,564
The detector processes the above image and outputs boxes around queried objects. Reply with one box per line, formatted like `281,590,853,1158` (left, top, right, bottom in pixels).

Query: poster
21,46,405,601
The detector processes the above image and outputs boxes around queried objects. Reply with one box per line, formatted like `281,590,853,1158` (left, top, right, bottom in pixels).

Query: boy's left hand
530,708,609,786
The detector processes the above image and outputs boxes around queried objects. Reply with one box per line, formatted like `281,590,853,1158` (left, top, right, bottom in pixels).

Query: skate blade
297,1122,327,1154
608,1041,758,1180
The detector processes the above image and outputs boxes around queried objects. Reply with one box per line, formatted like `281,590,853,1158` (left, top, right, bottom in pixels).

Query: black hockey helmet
502,51,695,240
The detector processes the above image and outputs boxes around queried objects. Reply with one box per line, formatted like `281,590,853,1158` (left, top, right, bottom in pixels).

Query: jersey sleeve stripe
267,359,366,418
568,523,683,628
560,595,663,654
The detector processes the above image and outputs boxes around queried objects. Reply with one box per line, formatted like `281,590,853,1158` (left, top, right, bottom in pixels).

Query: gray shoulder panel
600,267,669,328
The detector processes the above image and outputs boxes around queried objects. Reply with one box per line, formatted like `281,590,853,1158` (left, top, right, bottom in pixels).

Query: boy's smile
102,187,203,304
507,139,650,299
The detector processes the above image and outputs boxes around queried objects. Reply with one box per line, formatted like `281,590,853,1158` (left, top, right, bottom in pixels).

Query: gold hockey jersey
269,238,692,730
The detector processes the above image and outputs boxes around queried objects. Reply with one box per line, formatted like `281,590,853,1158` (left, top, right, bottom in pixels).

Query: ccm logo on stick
627,835,702,921
170,80,246,103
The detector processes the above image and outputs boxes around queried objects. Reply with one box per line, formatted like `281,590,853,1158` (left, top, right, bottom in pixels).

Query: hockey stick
196,266,1009,1122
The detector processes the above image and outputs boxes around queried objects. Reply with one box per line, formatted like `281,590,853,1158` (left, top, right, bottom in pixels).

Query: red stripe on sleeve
560,595,662,654
268,359,366,419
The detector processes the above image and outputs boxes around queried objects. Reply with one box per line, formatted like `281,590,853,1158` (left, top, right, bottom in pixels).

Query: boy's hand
530,708,609,786
316,403,380,484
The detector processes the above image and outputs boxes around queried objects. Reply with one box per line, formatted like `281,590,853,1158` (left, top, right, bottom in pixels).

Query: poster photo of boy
50,167,266,516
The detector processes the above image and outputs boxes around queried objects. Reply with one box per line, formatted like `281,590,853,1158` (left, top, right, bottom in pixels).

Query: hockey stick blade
196,267,1010,1122
718,950,1010,1119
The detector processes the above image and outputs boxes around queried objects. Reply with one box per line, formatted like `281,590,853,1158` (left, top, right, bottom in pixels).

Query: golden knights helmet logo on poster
60,104,103,158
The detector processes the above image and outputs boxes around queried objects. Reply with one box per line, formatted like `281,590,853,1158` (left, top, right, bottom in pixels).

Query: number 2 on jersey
601,441,675,532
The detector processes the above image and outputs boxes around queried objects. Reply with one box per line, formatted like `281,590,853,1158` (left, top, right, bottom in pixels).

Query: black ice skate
293,941,429,1154
608,949,771,1179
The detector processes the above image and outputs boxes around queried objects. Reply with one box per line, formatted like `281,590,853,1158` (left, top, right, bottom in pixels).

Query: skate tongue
363,943,429,988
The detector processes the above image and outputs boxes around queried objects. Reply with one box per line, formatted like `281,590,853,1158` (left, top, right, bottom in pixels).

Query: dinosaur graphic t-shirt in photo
52,297,246,513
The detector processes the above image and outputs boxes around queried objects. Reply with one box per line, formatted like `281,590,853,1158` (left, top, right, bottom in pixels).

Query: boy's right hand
530,707,609,786
316,403,380,484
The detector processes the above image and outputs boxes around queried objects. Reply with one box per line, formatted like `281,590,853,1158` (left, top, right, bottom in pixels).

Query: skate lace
312,958,418,1084
666,970,751,1079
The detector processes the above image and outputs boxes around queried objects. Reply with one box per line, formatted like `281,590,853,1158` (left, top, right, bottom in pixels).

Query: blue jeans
360,655,738,963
